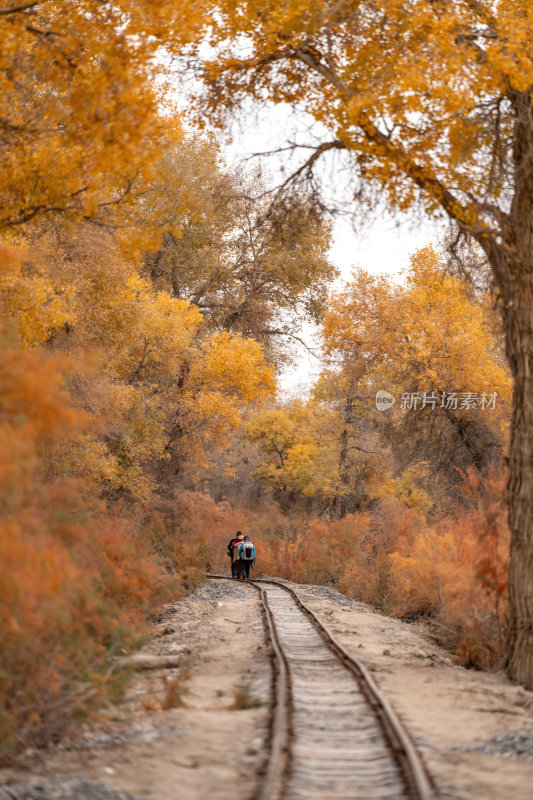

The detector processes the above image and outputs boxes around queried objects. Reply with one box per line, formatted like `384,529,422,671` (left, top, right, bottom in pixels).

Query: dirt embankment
1,578,533,800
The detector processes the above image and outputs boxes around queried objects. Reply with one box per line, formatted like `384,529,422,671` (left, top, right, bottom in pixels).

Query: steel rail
206,573,437,800
249,579,292,800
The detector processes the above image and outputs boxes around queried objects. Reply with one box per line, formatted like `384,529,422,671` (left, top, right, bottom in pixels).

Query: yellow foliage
170,333,276,477
0,1,206,235
324,245,511,430
0,244,75,345
247,399,360,500
378,465,433,516
11,221,277,498
197,331,276,402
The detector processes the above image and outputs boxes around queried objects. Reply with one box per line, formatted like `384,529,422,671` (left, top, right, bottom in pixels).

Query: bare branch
276,140,347,192
262,327,319,356
0,1,38,15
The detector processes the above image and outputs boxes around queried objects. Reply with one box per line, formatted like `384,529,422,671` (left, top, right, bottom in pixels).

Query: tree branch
0,1,38,15
127,338,151,384
276,139,347,192
248,44,506,247
262,327,319,356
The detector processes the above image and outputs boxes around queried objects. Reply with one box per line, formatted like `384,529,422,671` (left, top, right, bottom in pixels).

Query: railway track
207,574,436,800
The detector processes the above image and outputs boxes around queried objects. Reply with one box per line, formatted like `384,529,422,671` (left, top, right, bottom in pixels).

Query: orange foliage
159,492,246,579
0,336,178,760
389,470,509,668
0,480,176,757
180,472,508,671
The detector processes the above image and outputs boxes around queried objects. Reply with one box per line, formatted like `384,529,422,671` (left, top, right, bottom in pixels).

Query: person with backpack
239,535,256,580
227,531,244,579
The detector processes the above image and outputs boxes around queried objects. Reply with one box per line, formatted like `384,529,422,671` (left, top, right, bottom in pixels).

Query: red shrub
0,344,176,760
181,475,509,671
389,469,508,667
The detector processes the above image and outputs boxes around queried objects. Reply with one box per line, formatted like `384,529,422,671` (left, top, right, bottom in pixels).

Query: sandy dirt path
0,581,270,800
1,577,533,800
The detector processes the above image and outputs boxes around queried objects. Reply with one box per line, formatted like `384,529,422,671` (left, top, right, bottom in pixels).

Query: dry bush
0,480,176,759
0,341,177,762
174,474,508,672
158,491,247,579
231,683,263,709
388,470,508,668
164,491,307,580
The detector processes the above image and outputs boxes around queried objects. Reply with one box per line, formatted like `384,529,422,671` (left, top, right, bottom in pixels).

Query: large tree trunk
499,91,533,688
503,264,533,689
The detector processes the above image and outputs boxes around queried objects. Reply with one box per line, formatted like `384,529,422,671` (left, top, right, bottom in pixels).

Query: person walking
239,535,256,580
227,531,244,578
231,532,245,580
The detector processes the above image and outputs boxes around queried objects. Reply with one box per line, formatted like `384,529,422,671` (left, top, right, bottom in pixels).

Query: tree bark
498,90,533,688
502,264,533,688
335,379,355,518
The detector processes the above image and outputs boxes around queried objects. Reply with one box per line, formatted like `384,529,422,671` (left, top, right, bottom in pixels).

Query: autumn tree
312,365,387,519
21,220,275,500
245,403,336,509
183,0,533,687
142,139,337,363
246,387,386,517
247,246,509,521
0,0,203,233
324,246,511,512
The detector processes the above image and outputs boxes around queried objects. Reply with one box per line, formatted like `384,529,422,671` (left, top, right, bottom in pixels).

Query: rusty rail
250,580,291,800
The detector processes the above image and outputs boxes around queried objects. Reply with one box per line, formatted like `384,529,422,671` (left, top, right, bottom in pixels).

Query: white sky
218,102,446,393
276,216,444,395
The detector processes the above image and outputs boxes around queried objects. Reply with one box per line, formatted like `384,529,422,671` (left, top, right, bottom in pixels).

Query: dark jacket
227,537,239,558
